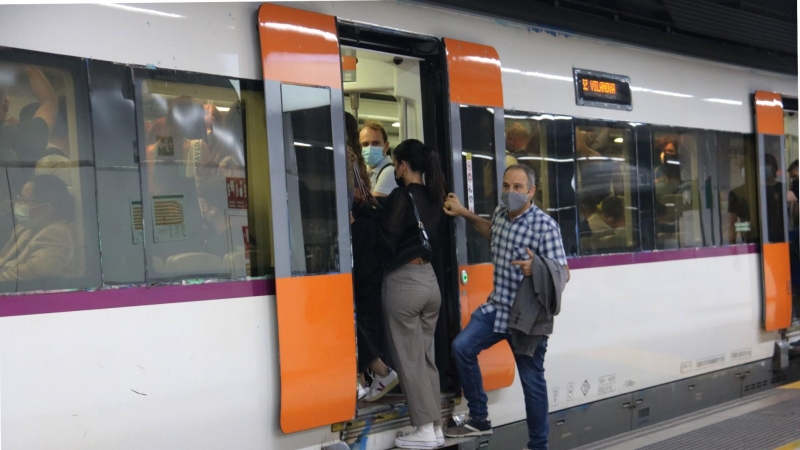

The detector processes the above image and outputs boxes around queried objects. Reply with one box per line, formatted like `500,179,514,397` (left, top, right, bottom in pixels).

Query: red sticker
226,177,248,209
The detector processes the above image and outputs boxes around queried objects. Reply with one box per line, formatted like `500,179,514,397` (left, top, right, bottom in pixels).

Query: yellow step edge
774,440,800,450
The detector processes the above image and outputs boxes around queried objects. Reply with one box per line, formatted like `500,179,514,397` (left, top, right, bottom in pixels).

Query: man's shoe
444,417,493,437
364,368,399,402
435,424,445,446
395,423,438,449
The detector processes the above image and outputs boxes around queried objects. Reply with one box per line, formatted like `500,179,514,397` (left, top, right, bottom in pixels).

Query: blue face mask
362,145,385,168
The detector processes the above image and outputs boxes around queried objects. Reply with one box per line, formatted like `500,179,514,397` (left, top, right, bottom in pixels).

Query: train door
444,39,516,390
753,91,795,332
257,4,355,433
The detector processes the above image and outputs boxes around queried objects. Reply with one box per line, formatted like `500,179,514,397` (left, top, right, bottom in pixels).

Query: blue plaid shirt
480,203,568,334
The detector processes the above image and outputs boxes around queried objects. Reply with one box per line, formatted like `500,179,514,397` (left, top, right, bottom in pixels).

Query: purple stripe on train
0,279,275,318
566,244,757,269
0,244,757,317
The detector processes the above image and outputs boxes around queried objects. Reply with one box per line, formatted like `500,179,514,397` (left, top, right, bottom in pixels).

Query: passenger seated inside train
578,195,612,237
0,174,77,292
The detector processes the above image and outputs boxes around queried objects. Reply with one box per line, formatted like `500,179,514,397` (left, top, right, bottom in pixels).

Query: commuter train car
0,2,797,449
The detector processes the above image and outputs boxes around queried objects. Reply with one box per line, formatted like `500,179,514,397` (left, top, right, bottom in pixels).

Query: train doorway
336,20,466,424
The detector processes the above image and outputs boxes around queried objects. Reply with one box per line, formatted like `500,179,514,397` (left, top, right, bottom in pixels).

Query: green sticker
461,270,468,285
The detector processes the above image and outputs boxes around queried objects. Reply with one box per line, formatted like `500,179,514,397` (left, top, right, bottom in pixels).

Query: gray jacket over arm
508,254,567,356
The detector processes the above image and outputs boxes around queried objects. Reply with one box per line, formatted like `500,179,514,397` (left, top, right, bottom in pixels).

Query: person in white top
359,121,398,198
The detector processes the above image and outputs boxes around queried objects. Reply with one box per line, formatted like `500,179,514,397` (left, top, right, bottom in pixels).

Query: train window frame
0,46,102,295
130,66,273,285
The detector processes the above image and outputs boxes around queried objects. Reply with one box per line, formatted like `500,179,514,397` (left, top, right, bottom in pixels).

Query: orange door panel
763,243,792,331
276,274,356,432
459,264,516,391
258,3,341,88
444,38,503,108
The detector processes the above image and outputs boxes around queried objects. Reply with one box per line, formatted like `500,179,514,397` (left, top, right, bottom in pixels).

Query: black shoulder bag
386,191,432,271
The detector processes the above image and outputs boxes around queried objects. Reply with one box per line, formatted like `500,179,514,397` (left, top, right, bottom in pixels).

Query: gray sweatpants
382,262,442,427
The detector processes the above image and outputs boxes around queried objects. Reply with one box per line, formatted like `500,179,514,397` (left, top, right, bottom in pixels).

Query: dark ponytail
392,139,446,207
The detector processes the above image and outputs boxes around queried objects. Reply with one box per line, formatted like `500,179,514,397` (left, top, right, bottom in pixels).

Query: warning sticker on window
152,194,186,242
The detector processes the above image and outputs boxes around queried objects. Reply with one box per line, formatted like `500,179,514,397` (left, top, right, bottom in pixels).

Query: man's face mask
501,190,530,212
362,146,384,167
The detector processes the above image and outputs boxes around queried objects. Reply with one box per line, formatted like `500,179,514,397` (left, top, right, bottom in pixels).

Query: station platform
576,381,800,450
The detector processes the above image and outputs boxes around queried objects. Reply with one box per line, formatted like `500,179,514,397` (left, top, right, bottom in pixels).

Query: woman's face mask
362,145,384,168
394,162,406,188
13,202,48,230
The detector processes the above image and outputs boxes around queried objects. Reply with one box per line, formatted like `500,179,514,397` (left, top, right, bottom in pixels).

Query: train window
460,106,497,264
575,121,639,255
652,129,716,249
0,55,101,293
786,111,798,234
134,73,253,282
280,84,338,276
718,132,760,245
761,134,788,244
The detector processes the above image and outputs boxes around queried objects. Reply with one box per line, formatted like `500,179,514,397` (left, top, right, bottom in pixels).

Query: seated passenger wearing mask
360,121,397,198
0,174,76,291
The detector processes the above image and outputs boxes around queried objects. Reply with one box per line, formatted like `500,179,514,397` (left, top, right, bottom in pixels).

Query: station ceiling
416,0,798,75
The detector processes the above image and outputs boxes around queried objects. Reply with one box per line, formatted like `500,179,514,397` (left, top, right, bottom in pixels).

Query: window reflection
575,123,638,255
281,84,338,276
0,61,99,292
138,79,250,281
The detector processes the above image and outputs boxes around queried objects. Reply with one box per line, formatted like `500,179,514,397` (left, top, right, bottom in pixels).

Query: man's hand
443,193,468,217
511,247,535,277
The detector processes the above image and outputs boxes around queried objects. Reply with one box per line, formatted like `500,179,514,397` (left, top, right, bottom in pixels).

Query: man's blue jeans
452,308,549,450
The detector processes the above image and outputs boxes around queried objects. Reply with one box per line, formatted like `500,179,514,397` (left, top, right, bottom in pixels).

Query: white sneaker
435,424,444,446
395,423,438,449
364,368,399,402
357,381,367,400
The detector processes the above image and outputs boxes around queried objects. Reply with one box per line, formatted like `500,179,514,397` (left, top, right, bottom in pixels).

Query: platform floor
577,381,800,450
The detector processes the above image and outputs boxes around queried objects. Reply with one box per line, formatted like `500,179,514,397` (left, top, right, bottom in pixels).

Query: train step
390,436,481,450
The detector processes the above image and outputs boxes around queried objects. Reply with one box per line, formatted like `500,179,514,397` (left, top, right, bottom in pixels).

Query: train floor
576,380,800,450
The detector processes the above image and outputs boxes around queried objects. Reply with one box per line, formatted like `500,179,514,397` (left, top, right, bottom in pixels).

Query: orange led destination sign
574,68,632,111
581,78,617,95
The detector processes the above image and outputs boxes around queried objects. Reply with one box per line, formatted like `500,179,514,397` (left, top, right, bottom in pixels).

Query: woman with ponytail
376,139,446,449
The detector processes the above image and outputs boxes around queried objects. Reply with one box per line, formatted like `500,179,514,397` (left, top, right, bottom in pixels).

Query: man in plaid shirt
443,164,569,450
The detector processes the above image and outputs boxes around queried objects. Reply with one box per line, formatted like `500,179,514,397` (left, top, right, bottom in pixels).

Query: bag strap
377,162,394,183
407,191,431,250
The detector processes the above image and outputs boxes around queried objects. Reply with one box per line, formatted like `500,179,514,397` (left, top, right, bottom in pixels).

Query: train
0,2,797,449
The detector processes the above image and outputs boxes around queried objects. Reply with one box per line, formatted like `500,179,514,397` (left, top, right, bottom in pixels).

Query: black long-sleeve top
377,184,443,272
